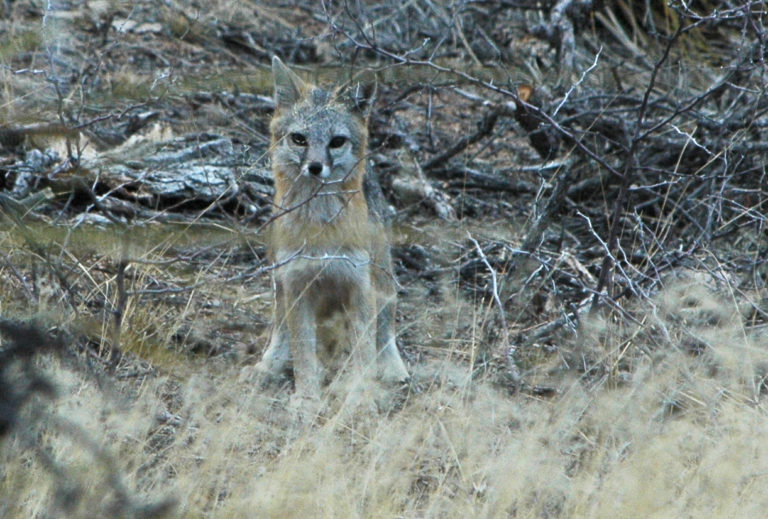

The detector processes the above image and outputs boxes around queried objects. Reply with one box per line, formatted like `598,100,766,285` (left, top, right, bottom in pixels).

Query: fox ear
344,82,377,119
272,56,306,109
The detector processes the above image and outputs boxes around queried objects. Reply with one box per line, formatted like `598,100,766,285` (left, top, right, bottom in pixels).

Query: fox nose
307,162,323,176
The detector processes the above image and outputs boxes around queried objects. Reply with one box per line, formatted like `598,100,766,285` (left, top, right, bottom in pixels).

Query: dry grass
2,271,767,518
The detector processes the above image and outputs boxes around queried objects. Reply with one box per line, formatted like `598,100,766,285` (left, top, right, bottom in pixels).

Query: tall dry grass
2,279,767,518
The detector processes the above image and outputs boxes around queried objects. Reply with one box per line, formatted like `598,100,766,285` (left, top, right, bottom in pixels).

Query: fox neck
271,165,370,254
273,164,366,220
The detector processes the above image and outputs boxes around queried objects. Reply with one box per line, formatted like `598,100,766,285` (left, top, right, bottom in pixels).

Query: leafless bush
311,0,767,335
0,319,174,517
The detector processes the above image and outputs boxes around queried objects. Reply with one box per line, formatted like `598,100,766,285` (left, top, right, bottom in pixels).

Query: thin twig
467,232,509,357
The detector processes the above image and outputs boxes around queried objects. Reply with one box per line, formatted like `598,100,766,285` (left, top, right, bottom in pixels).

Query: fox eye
290,133,307,146
329,136,347,149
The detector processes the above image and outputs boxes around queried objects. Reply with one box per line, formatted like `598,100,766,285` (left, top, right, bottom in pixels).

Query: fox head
270,57,372,191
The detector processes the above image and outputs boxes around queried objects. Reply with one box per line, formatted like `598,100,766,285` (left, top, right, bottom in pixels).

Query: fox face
270,63,368,188
272,103,363,184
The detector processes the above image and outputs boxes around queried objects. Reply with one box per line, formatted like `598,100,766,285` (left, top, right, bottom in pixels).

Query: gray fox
254,57,409,398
